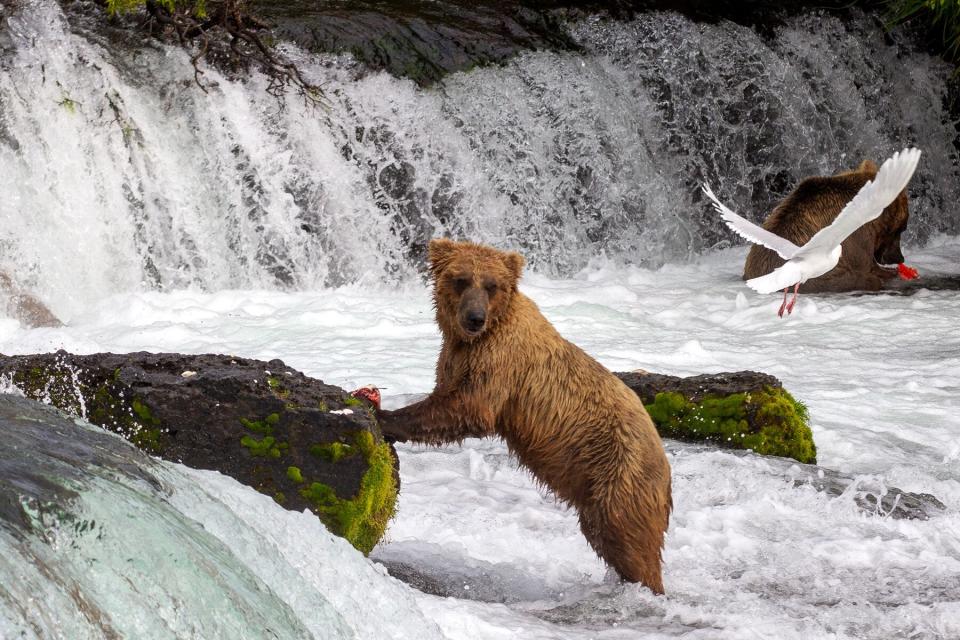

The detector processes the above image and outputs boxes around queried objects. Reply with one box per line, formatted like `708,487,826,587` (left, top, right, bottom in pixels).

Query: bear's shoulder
791,172,868,202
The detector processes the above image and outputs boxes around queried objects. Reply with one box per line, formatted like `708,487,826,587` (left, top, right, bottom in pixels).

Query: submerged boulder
616,370,816,464
0,351,395,555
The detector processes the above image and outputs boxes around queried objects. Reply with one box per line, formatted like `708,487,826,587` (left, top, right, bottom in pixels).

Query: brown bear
378,238,672,594
743,159,912,292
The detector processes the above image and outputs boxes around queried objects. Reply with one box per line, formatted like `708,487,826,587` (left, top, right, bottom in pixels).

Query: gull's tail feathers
745,261,806,295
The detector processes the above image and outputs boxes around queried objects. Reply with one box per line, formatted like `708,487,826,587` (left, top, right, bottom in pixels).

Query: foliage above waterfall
887,0,960,63
100,0,323,101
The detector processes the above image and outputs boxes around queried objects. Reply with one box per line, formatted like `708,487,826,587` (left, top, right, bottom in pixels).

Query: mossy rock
0,351,397,555
299,431,397,555
644,387,815,463
5,361,163,454
617,370,816,464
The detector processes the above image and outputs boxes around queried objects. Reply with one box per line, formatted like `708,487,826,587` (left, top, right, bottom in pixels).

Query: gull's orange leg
785,283,800,315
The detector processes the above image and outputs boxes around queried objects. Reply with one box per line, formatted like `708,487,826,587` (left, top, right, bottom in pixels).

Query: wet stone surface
0,351,397,553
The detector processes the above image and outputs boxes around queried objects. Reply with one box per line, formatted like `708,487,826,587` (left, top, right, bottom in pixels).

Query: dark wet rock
791,465,947,521
374,551,552,604
617,369,782,404
859,271,960,296
0,351,396,554
663,440,947,521
255,0,580,85
0,273,62,328
378,161,417,200
249,0,876,85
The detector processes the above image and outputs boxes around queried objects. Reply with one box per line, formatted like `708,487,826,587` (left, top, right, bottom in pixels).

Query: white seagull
703,147,922,317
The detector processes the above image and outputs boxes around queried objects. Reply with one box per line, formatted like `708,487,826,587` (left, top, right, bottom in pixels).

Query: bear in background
743,159,912,292
378,238,672,594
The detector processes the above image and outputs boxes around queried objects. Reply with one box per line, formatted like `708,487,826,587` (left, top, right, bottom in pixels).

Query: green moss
886,0,960,64
299,430,397,555
85,384,163,453
241,434,287,459
644,386,816,464
318,401,329,412
240,413,279,435
131,398,157,425
286,466,304,484
750,388,816,464
273,492,286,505
309,441,356,463
106,0,203,16
10,366,164,455
343,395,363,408
92,389,162,453
12,366,83,415
128,424,162,452
301,481,338,505
57,93,79,114
267,376,290,399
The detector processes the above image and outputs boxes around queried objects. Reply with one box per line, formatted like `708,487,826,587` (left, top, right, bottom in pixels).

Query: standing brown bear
743,159,912,292
378,238,672,594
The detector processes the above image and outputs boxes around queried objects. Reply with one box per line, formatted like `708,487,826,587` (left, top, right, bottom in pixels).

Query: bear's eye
484,281,498,295
452,277,471,293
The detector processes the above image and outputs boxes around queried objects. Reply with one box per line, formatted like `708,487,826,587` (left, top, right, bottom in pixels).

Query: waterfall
0,0,957,319
0,393,446,639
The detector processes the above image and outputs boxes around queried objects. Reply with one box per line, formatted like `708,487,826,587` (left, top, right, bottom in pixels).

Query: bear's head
872,191,910,265
852,159,911,265
427,238,525,342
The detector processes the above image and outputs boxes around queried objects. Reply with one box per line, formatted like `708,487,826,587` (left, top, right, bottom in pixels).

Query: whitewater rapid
2,0,959,319
2,0,959,634
2,239,959,639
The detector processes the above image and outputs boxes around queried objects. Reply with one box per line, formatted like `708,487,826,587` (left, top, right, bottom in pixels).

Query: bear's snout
458,290,489,336
876,243,905,266
464,310,486,332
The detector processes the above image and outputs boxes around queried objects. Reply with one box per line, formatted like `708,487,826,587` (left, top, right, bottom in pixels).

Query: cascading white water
2,4,959,637
0,0,957,321
0,394,447,639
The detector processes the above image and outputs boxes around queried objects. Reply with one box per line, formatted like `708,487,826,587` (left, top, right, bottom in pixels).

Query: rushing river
1,0,959,637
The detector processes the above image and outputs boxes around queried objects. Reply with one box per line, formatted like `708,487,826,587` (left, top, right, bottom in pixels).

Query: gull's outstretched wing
802,147,921,254
745,260,806,294
703,184,801,260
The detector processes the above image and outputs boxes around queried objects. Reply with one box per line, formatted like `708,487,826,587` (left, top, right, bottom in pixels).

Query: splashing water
1,239,959,639
0,2,957,321
1,5,960,635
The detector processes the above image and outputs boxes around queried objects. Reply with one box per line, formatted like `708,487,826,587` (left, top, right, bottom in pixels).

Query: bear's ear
858,159,879,174
428,238,458,278
502,251,525,285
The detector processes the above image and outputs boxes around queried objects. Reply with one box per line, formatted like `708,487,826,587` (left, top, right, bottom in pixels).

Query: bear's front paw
376,411,412,443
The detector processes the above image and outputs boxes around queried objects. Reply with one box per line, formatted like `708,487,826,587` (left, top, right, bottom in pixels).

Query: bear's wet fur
379,238,672,593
